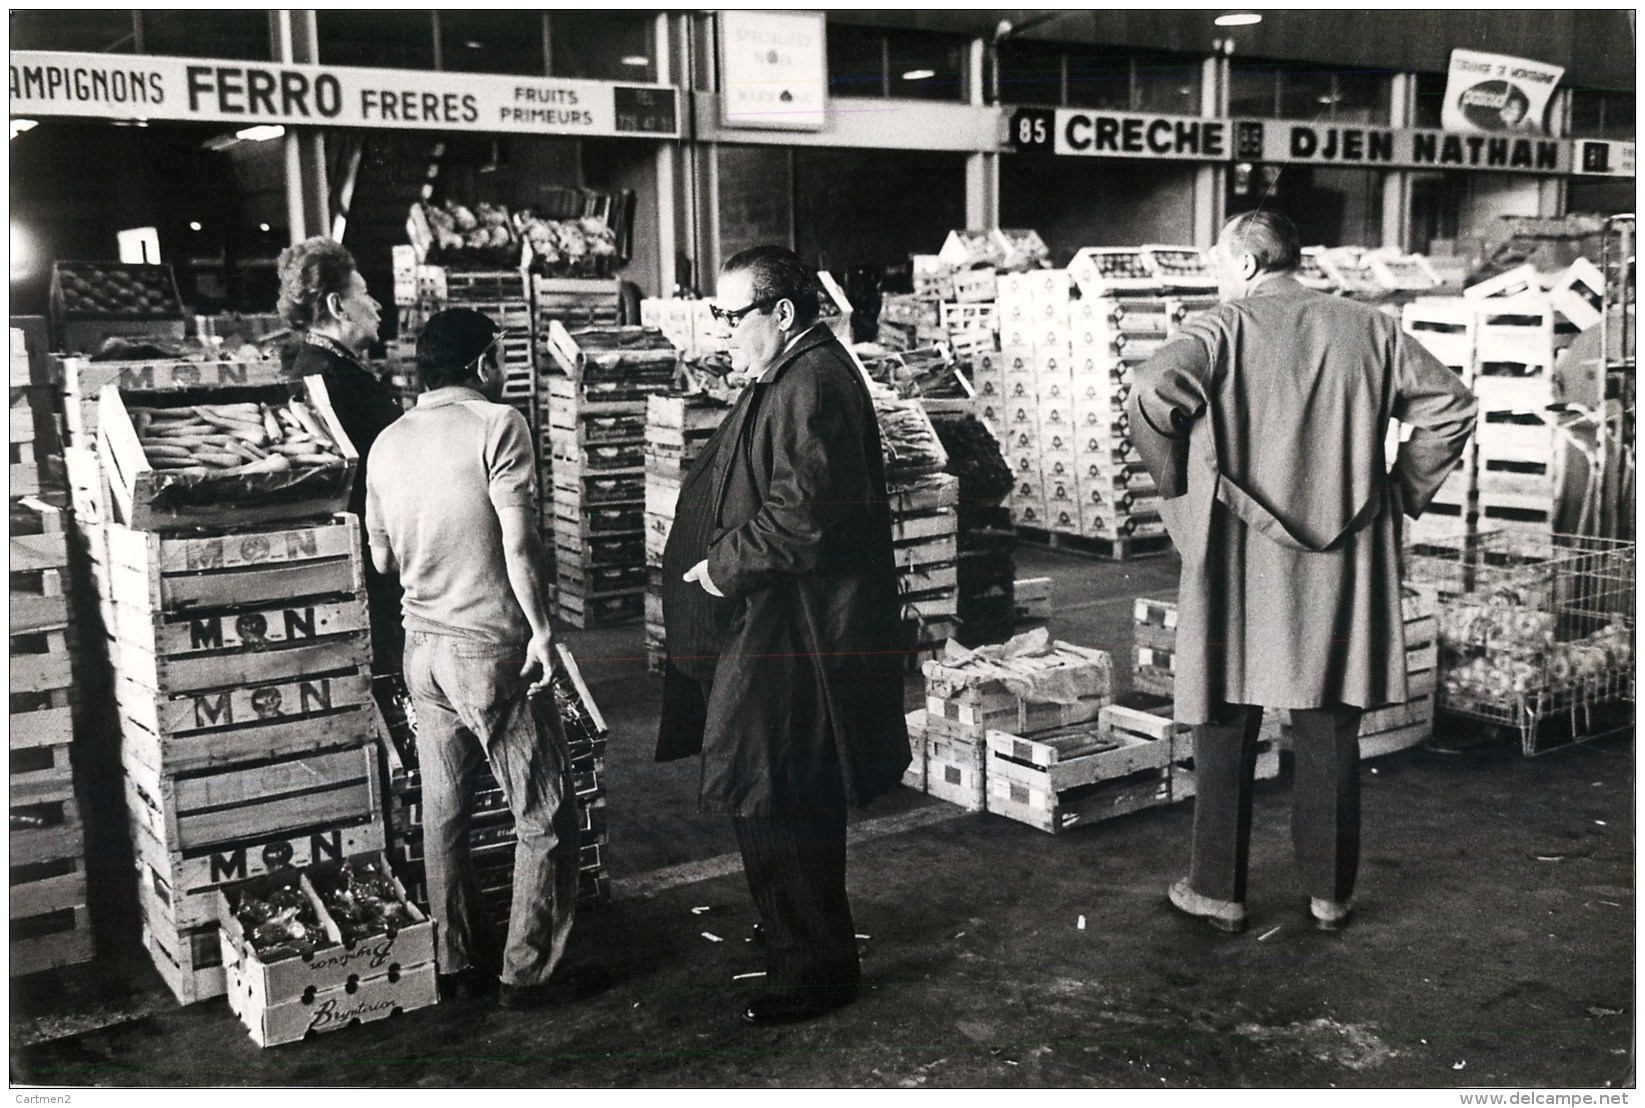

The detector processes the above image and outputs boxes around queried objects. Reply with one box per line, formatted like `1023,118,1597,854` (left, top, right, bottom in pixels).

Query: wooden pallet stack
1129,591,1439,759
642,393,734,672
10,327,95,978
542,322,680,629
374,643,613,925
1400,298,1481,547
114,516,384,1006
1470,295,1560,544
919,637,1112,811
890,474,963,658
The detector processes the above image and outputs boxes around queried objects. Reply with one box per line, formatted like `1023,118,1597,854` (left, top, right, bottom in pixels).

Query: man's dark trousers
1187,704,1364,904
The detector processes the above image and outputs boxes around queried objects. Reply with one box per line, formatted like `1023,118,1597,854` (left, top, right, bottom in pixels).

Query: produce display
519,215,620,277
231,882,331,961
52,262,185,318
310,859,419,943
873,393,949,481
1442,611,1632,700
857,345,971,401
932,412,1013,505
415,200,517,263
130,400,346,477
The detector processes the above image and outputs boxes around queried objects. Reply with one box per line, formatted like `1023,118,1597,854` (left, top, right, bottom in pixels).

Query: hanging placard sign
7,50,679,138
1231,119,1570,174
716,10,827,131
1008,106,1229,160
1441,49,1564,136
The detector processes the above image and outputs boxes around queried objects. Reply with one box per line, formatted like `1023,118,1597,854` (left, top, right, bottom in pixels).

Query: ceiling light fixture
189,221,203,231
464,39,482,49
901,69,936,81
1214,13,1262,27
235,124,286,142
620,55,650,67
259,223,271,232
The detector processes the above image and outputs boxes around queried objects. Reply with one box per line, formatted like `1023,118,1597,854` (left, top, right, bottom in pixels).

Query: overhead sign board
7,50,679,138
1572,139,1637,178
717,10,827,131
1008,107,1229,160
1230,119,1571,175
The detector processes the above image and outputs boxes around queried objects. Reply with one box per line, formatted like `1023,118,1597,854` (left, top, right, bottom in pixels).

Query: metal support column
275,10,330,242
1382,73,1416,250
1193,53,1228,246
964,38,999,231
652,13,680,296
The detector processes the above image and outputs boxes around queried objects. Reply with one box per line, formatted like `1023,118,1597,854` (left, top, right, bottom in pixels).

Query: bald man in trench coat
1126,211,1476,934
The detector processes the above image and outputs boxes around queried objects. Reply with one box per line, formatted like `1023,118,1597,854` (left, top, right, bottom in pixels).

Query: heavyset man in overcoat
1127,210,1477,934
657,246,910,1025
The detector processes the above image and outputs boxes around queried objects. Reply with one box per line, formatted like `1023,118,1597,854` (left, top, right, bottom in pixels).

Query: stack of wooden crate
1400,299,1480,547
375,643,613,923
114,516,383,1005
543,322,680,629
1128,591,1439,760
920,638,1112,811
10,327,94,978
642,393,734,672
890,474,962,658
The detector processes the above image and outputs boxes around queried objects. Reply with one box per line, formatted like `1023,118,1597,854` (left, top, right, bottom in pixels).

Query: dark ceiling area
829,9,1637,91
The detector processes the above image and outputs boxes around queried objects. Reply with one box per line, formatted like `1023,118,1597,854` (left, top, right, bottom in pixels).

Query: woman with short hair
277,236,406,672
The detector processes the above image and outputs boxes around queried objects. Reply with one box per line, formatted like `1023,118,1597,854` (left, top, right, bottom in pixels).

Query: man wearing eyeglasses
366,308,581,1009
657,246,910,1026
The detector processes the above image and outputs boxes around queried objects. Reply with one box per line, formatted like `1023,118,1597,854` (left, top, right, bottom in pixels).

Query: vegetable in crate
234,882,330,960
316,859,418,942
932,412,1013,504
129,399,346,477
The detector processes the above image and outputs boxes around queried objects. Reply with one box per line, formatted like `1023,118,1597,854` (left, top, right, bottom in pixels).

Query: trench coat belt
1212,473,1388,553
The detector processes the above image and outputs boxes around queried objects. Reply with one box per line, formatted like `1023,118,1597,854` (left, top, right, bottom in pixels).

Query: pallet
11,904,94,978
1015,525,1172,561
103,516,364,613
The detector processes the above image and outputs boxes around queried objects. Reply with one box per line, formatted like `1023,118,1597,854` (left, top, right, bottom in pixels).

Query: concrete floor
10,547,1637,1090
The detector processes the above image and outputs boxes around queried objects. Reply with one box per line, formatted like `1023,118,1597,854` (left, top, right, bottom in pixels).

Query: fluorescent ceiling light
464,39,482,49
259,223,271,232
236,124,286,142
1214,13,1262,26
621,55,650,67
901,69,936,81
189,221,203,231
10,119,37,139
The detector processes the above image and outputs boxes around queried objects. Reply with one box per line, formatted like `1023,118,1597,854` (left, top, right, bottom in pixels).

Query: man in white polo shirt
366,307,577,1009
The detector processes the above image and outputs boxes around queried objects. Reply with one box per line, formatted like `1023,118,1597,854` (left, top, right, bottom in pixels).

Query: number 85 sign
1008,107,1055,152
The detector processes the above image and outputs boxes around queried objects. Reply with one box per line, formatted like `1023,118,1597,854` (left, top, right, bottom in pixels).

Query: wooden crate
985,765,1171,834
140,910,225,1004
125,742,381,859
552,505,644,541
10,737,73,808
987,720,1171,796
215,851,435,1011
10,854,88,928
552,470,645,506
555,589,643,629
103,515,364,613
557,532,646,569
56,354,296,446
96,376,357,532
901,709,928,792
556,562,648,595
227,958,437,1048
129,801,387,932
925,730,986,811
112,593,370,693
11,903,95,978
117,666,374,776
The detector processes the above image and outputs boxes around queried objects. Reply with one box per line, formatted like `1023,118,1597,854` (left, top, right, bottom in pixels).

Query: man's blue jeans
404,630,578,987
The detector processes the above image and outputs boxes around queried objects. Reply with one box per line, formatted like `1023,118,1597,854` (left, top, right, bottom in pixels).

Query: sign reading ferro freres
7,50,679,138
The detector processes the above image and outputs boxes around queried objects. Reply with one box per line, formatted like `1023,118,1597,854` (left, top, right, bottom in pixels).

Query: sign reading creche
1231,120,1571,175
717,10,827,131
1009,107,1228,160
7,50,679,138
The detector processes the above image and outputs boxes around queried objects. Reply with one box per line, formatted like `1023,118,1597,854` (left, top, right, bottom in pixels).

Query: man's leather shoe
438,967,492,1002
1309,897,1354,931
741,987,855,1025
497,980,556,1010
1167,878,1248,933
